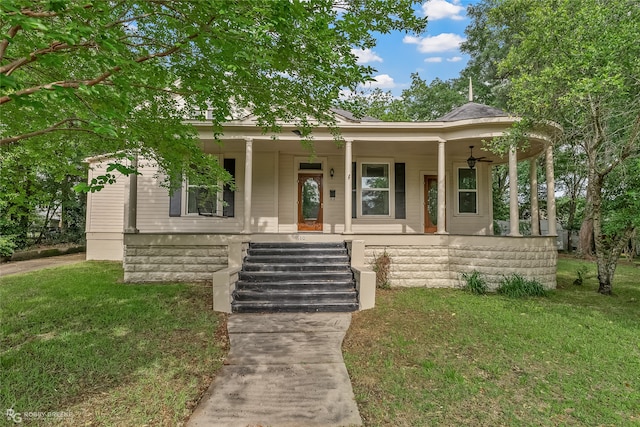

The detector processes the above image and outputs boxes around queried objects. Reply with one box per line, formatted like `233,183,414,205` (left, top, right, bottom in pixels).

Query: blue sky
351,0,480,96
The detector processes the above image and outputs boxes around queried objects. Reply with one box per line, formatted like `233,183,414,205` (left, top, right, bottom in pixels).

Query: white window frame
357,159,394,218
456,165,478,215
184,155,224,216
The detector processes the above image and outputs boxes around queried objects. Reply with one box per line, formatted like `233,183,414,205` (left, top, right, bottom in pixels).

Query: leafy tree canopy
484,0,640,293
0,0,427,187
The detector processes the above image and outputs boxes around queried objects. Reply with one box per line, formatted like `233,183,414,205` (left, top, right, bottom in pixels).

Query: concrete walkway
188,313,362,427
0,253,86,277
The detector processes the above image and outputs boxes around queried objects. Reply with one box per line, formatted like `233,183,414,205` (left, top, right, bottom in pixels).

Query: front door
424,175,438,233
298,174,323,231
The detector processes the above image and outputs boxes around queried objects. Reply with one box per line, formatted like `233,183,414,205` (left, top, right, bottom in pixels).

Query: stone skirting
364,235,557,289
121,233,557,289
122,233,241,282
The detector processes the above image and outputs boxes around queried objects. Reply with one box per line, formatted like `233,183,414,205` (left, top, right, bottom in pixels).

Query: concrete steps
232,242,359,313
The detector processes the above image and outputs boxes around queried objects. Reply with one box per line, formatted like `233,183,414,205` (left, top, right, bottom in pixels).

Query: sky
351,0,480,96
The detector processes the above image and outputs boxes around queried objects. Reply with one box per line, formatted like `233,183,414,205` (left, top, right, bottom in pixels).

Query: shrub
497,274,548,298
573,265,593,286
461,271,488,295
0,235,16,258
371,251,391,289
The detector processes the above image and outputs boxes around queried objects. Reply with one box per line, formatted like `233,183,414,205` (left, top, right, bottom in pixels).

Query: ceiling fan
467,145,493,169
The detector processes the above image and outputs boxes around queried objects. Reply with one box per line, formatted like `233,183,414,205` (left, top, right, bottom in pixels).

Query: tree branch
0,31,202,105
9,4,93,18
1,41,95,76
0,118,99,146
0,25,22,62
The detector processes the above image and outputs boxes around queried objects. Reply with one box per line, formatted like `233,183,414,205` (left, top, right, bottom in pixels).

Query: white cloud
362,74,397,89
425,57,443,63
422,0,465,21
447,56,463,62
403,33,466,53
351,48,383,64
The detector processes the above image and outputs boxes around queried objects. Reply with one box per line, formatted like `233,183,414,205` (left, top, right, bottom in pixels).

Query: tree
488,0,640,294
402,74,466,121
0,134,87,249
1,0,427,188
337,87,410,121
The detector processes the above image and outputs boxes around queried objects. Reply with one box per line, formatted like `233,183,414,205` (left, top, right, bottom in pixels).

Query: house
85,102,559,312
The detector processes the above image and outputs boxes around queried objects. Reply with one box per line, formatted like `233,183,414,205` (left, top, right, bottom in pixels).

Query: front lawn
344,257,640,426
0,262,226,426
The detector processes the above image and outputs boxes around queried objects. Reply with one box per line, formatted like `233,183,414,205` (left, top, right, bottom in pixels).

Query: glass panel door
298,174,323,231
424,175,439,233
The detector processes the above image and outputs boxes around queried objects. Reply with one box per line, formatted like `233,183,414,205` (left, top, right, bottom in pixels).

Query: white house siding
85,161,126,260
364,235,557,289
132,157,244,233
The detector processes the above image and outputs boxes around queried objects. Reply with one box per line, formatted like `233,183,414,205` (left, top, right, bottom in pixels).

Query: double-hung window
186,182,218,215
457,167,477,214
361,162,391,216
169,157,235,218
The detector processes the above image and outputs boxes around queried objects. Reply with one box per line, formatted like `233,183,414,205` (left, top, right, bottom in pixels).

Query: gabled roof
436,102,509,122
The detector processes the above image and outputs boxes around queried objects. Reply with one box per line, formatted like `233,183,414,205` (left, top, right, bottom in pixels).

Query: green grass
0,262,226,426
344,256,640,426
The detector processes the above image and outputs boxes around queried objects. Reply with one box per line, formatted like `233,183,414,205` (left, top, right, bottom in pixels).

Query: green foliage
0,135,87,249
1,0,426,188
337,88,409,121
460,270,487,295
474,0,640,292
401,75,467,121
371,250,392,289
573,264,594,286
497,274,547,298
0,235,16,257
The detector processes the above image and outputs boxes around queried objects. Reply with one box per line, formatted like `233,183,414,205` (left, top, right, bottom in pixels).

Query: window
361,163,390,216
168,158,235,217
186,183,218,215
458,167,477,214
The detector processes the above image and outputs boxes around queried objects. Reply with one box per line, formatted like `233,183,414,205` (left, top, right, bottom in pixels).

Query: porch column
530,156,540,236
545,144,557,236
242,137,253,234
124,152,138,233
436,139,448,234
343,138,353,234
508,145,521,236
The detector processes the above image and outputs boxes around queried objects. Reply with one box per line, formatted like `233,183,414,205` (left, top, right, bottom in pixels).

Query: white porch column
545,144,557,236
242,137,253,234
508,145,521,236
530,157,540,236
436,139,448,234
343,138,353,234
124,152,138,233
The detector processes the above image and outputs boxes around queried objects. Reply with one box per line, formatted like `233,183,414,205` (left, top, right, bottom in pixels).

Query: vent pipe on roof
469,77,473,102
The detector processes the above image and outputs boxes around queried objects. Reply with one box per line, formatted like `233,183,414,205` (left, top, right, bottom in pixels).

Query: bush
497,274,548,298
0,235,16,258
461,271,488,295
573,265,593,286
371,251,391,289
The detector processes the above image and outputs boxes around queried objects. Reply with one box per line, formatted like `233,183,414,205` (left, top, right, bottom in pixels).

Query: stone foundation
364,235,557,289
123,234,239,282
121,233,557,289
